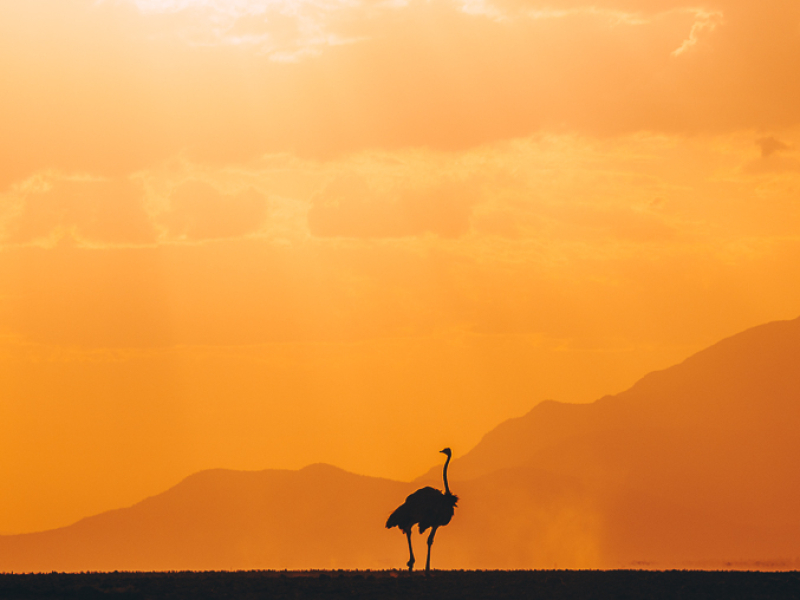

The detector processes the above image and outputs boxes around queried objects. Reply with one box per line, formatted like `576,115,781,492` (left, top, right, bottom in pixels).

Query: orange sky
1,0,799,535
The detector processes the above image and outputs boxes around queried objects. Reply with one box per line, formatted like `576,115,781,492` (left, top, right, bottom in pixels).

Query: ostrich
386,448,458,573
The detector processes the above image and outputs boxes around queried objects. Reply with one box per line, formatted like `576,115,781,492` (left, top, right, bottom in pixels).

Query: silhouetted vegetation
2,570,800,600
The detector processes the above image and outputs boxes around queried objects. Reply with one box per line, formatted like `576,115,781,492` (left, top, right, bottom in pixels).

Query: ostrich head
439,448,452,457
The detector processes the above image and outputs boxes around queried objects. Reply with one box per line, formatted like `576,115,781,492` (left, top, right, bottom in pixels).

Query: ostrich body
386,448,458,573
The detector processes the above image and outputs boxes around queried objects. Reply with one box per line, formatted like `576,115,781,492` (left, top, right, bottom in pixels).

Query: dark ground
1,570,800,600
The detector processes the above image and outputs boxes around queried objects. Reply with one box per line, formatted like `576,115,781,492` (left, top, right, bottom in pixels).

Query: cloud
159,181,269,241
554,205,677,244
670,9,723,57
742,155,800,176
1,132,799,352
3,0,800,184
119,0,368,60
308,175,476,238
741,136,800,174
1,175,156,246
756,136,791,158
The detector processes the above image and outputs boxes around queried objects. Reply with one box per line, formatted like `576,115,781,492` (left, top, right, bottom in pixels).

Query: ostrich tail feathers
386,502,410,530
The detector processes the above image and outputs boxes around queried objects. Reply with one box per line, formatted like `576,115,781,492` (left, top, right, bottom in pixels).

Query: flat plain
2,570,800,600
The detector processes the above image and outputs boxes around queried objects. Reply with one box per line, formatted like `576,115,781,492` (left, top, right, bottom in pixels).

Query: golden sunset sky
1,0,799,535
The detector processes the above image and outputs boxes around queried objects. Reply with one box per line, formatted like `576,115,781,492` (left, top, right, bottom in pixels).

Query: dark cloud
743,136,798,173
756,137,792,158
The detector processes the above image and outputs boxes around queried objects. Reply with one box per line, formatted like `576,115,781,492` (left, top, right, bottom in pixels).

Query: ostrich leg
425,526,438,574
405,530,415,571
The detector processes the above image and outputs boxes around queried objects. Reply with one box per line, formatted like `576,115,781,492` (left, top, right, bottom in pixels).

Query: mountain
421,316,800,566
0,465,412,572
2,317,800,571
438,316,800,482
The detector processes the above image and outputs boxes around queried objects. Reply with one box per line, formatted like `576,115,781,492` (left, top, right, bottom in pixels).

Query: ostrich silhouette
386,448,458,573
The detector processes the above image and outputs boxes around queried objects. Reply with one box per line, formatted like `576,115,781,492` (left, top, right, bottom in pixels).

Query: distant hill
0,465,413,572
2,317,800,571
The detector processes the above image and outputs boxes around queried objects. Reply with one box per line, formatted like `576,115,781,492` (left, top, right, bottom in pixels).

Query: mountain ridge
418,316,800,484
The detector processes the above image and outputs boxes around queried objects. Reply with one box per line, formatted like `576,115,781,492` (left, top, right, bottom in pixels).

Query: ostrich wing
386,486,456,533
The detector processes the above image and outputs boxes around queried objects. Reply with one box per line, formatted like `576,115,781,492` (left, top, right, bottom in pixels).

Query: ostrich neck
442,454,452,495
